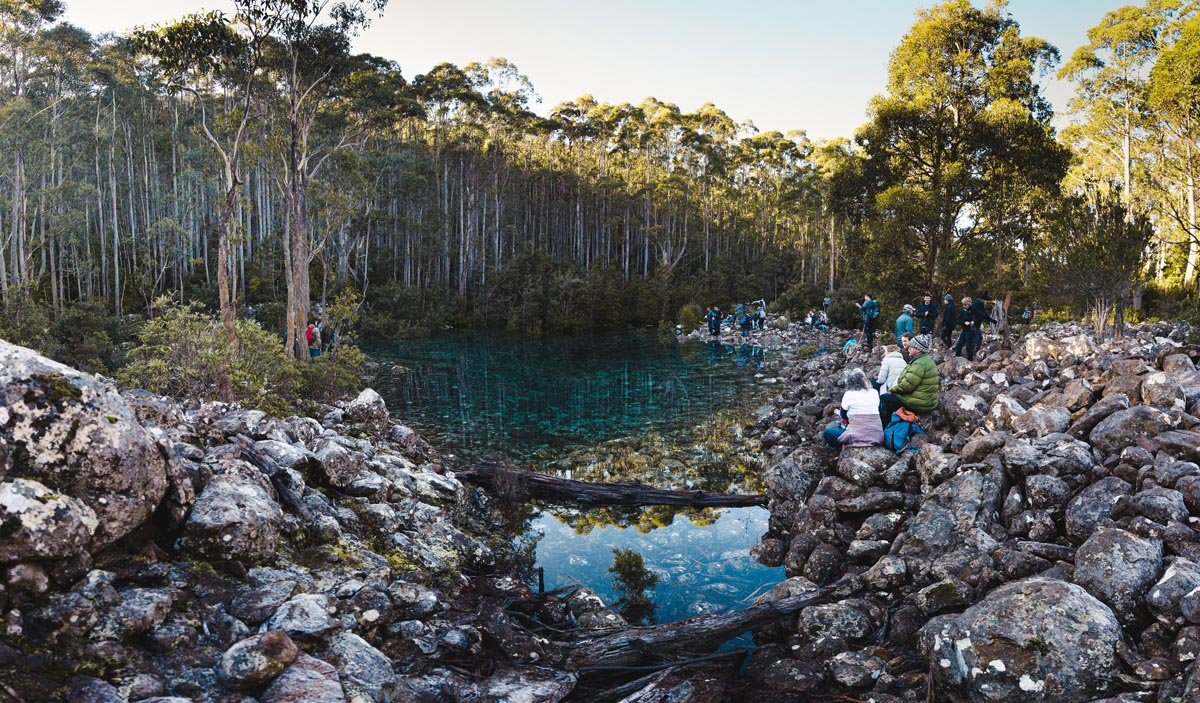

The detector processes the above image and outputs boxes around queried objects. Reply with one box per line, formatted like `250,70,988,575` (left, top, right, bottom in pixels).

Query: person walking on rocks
822,368,883,449
938,293,957,349
916,292,939,335
706,306,720,336
895,304,914,345
879,334,939,425
856,293,880,351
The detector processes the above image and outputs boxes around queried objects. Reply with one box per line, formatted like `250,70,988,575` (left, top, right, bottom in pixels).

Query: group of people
857,291,1004,362
705,299,768,339
823,331,941,449
800,309,829,331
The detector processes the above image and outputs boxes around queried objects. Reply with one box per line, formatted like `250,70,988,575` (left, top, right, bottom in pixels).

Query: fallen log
455,464,766,508
564,582,845,670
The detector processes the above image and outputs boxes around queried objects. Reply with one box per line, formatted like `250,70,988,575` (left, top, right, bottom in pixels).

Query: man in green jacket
879,334,939,425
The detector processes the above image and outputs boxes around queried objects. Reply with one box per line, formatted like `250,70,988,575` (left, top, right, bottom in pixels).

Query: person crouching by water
822,368,883,449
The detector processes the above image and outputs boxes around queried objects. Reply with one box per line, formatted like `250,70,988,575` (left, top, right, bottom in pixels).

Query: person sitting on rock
875,344,906,393
879,334,939,425
822,368,883,449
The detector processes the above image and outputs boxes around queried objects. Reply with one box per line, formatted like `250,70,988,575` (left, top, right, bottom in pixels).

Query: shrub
677,303,703,331
300,344,366,403
119,297,298,415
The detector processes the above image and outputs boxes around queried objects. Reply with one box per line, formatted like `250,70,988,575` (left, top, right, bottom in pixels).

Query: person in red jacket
305,321,322,358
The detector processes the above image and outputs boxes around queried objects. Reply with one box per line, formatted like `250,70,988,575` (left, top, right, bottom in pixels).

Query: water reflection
364,335,770,461
533,507,783,623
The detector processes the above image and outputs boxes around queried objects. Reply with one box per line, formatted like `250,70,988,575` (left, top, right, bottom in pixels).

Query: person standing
306,321,322,358
823,295,832,315
939,294,957,349
916,293,939,335
895,304,914,345
879,334,940,424
954,297,981,361
705,306,719,336
754,298,767,329
856,293,880,351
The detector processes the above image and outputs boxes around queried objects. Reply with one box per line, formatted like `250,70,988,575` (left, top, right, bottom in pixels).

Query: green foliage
119,297,298,414
609,548,658,625
299,342,365,403
1033,193,1155,338
677,303,703,331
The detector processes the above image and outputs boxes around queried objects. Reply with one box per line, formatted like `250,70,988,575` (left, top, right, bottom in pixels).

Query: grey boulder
921,577,1121,703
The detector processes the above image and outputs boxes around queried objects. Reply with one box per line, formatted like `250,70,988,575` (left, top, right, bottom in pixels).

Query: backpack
883,412,925,453
869,301,880,319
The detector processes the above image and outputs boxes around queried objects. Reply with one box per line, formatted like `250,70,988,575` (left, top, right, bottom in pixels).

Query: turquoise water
364,333,785,623
364,334,770,461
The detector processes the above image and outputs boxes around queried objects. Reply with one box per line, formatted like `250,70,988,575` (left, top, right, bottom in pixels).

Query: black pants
879,393,914,426
955,327,981,361
863,319,875,350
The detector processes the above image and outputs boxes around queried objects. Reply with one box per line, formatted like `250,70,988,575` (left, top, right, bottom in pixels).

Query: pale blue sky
63,0,1121,140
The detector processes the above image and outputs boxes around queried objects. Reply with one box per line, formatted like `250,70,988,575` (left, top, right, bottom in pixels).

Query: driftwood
455,464,766,508
565,583,842,670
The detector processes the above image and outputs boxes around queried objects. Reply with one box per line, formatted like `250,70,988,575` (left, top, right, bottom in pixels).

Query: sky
61,0,1122,141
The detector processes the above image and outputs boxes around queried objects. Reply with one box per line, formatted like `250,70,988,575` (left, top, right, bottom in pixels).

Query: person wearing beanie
895,304,915,345
879,334,940,425
939,293,957,348
955,296,985,361
916,292,939,336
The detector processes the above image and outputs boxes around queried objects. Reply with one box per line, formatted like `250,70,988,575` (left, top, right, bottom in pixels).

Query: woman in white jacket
876,344,907,394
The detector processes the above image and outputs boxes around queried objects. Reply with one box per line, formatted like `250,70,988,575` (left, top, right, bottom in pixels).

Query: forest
0,0,1198,382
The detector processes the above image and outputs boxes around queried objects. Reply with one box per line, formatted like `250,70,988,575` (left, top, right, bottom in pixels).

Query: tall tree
134,9,275,362
855,0,1067,292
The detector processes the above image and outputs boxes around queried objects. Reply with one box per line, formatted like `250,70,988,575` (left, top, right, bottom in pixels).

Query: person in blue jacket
895,304,914,345
855,293,880,351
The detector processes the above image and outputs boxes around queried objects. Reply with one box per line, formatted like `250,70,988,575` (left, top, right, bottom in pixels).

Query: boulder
1011,405,1071,438
1074,528,1162,621
763,447,824,504
261,653,345,703
326,632,397,703
1157,430,1200,463
985,395,1027,432
217,631,299,691
921,577,1121,702
181,460,283,563
916,444,960,490
836,446,897,487
345,388,389,431
1147,559,1200,620
1089,406,1174,456
0,478,98,563
1142,372,1186,411
1068,393,1130,439
1065,476,1132,543
943,390,989,433
266,594,341,642
0,341,168,549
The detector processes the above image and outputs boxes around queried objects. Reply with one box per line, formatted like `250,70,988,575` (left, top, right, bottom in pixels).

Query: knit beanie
911,335,931,353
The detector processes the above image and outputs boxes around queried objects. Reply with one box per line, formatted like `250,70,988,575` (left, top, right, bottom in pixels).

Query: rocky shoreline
0,339,589,702
737,320,1200,702
4,317,1200,702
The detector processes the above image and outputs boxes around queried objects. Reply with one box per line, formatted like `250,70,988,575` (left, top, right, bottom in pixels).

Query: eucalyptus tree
248,0,388,360
856,0,1067,292
1148,12,1200,289
133,8,275,356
